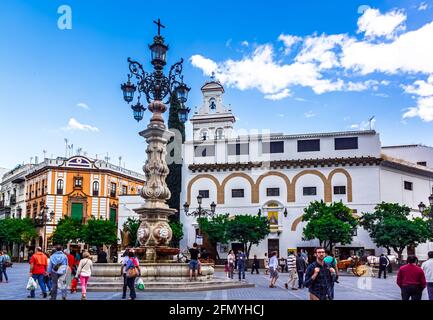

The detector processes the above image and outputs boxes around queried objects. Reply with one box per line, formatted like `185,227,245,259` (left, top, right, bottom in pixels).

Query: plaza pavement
0,263,429,300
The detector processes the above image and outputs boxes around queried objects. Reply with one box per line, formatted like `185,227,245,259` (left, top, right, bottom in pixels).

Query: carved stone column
134,101,176,261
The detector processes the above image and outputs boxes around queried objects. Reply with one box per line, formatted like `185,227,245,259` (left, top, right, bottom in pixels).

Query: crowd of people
27,245,95,300
2,244,433,300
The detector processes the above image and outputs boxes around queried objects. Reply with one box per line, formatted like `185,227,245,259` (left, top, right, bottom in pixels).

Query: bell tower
190,74,236,141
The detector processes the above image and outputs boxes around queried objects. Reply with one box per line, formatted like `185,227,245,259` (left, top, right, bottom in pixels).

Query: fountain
85,20,253,292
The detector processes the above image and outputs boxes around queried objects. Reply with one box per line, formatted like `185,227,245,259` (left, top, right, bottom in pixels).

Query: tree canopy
226,215,270,259
122,217,140,247
302,200,358,251
198,214,230,259
51,216,83,246
360,202,431,260
81,218,118,248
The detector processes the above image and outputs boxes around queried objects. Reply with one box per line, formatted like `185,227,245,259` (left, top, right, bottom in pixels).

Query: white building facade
180,79,433,261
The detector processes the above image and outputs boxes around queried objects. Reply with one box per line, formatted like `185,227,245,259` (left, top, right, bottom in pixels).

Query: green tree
0,218,37,255
81,218,118,249
51,216,83,246
166,94,185,219
169,221,184,247
360,202,431,262
302,201,358,252
198,214,230,259
226,215,270,259
122,217,140,247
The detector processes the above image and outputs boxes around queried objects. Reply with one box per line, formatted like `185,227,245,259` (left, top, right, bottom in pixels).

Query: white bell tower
190,74,236,142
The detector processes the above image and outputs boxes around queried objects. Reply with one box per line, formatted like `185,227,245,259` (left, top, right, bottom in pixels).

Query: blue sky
1,0,433,173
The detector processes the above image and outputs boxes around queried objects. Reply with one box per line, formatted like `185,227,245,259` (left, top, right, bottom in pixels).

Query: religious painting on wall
267,211,278,225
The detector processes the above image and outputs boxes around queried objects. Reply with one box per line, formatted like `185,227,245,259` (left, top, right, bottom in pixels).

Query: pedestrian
269,251,279,288
304,247,334,300
421,251,433,300
301,249,308,264
285,251,298,290
279,256,286,273
19,250,24,262
0,251,11,283
123,250,140,300
64,249,76,275
48,245,69,300
97,247,108,263
397,255,426,300
264,252,269,275
296,252,307,289
227,250,235,279
28,247,48,298
224,261,230,279
188,243,200,281
28,250,34,261
324,251,338,299
75,251,93,300
251,255,260,274
237,249,246,281
120,249,131,299
378,254,389,279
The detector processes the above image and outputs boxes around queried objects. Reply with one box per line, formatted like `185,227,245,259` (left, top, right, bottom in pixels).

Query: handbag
126,266,138,278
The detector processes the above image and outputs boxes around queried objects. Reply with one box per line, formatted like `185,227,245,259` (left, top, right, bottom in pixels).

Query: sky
0,0,433,173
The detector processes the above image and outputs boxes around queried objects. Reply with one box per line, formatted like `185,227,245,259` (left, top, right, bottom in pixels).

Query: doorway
268,239,279,257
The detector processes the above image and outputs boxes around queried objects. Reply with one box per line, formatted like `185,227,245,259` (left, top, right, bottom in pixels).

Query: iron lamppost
418,193,433,218
34,205,55,252
121,19,191,124
183,195,216,219
120,19,191,261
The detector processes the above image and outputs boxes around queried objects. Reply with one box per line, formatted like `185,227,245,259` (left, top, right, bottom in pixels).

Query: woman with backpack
75,251,93,300
0,251,11,283
122,251,140,300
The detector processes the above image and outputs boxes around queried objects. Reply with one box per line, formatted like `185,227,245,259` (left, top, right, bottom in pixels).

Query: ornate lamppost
183,195,216,219
34,205,55,252
120,19,190,261
418,193,433,219
183,194,216,245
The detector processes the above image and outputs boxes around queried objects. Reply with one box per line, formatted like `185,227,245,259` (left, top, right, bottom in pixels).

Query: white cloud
349,119,375,130
190,55,218,75
277,114,285,117
278,34,302,54
76,102,89,110
296,34,347,70
357,8,406,39
304,111,317,118
341,21,433,75
403,76,433,96
225,39,232,48
403,96,433,121
241,40,249,47
264,89,291,100
418,2,428,11
63,118,99,132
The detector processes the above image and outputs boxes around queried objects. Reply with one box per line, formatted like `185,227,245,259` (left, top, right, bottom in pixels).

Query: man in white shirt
421,251,433,300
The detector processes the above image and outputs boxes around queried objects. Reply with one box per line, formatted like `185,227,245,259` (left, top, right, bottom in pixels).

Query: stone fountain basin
85,262,254,292
91,262,213,281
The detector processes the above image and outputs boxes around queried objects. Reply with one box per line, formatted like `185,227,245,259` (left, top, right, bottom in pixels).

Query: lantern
121,75,136,103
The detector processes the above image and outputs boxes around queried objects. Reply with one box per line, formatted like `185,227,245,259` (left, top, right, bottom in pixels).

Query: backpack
3,255,12,268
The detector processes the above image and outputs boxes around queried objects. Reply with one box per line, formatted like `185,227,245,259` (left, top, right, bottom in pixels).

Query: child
224,261,230,279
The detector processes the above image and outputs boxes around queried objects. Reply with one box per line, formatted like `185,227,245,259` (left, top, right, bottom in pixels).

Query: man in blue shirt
48,245,68,300
304,247,334,300
236,250,247,281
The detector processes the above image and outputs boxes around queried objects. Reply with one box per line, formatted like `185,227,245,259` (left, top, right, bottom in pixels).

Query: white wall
382,145,433,168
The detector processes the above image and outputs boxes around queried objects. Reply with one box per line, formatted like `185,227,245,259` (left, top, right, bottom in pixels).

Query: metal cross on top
153,18,165,36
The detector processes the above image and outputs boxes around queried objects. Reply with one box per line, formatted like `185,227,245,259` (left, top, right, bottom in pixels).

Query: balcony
110,191,117,198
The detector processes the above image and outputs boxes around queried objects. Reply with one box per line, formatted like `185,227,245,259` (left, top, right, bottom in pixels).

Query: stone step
80,279,254,292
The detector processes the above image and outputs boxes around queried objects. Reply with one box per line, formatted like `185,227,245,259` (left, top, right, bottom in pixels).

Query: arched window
209,98,216,112
216,128,224,140
200,129,208,141
56,179,64,195
93,181,99,196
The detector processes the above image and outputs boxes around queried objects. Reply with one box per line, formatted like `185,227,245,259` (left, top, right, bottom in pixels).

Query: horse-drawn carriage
336,254,397,277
